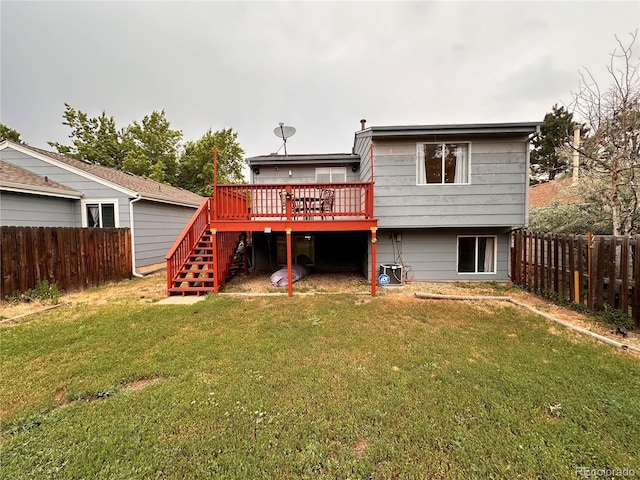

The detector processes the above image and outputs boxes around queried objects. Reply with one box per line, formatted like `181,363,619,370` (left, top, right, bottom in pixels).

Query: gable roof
0,160,83,199
529,177,582,209
0,141,203,207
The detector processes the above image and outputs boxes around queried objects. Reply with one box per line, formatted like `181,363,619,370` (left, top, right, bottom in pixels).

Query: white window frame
81,199,120,228
315,167,347,183
457,235,497,274
416,142,471,185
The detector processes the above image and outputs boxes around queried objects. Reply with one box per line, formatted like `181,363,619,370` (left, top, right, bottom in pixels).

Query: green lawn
1,292,639,479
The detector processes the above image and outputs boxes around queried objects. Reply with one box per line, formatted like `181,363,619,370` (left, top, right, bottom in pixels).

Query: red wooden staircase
165,198,244,296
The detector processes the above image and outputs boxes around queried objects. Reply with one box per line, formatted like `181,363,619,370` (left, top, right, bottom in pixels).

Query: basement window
458,236,496,274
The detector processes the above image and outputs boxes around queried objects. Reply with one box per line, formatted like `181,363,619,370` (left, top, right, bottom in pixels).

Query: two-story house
165,121,539,296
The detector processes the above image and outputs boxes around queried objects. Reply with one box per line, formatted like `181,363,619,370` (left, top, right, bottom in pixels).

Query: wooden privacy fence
1,226,132,298
511,230,640,328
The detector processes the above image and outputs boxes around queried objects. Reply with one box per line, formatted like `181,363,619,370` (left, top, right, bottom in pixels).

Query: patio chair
320,188,335,219
280,191,303,219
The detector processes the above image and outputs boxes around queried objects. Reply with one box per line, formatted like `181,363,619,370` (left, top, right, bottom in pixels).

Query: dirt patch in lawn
121,376,165,393
353,437,370,458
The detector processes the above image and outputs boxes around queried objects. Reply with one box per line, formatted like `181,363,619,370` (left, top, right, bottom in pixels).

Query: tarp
270,263,310,287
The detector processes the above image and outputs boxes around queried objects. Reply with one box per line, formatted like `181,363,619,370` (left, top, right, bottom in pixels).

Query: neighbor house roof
0,141,203,207
529,177,582,209
0,160,83,199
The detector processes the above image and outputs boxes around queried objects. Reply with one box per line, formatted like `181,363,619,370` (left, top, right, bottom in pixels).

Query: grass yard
1,287,639,479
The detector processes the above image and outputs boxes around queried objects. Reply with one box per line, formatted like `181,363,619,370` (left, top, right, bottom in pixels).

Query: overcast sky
1,1,638,159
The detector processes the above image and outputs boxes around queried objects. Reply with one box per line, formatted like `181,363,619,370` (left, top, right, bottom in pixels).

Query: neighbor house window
82,200,118,228
458,236,496,274
417,143,470,184
315,167,346,183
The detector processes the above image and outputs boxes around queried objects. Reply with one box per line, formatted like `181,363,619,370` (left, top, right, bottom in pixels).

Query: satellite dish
273,122,296,155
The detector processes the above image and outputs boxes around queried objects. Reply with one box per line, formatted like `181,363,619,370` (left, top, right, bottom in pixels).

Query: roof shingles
7,143,203,206
529,177,582,209
0,160,80,193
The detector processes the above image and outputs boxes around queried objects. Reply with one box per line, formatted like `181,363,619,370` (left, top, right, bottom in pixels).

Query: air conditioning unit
379,264,404,285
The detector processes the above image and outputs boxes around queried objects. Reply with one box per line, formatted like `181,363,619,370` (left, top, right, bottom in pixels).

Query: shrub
7,280,60,305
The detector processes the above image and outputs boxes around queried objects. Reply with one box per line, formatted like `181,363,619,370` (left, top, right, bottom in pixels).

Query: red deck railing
166,181,374,295
213,182,374,220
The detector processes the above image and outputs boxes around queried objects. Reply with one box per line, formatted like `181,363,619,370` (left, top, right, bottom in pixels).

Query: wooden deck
166,181,379,297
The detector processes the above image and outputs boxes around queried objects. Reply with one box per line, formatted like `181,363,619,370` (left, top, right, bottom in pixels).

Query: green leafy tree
48,103,126,168
530,105,586,183
49,103,245,194
122,110,182,185
571,31,640,235
177,128,245,196
0,123,23,143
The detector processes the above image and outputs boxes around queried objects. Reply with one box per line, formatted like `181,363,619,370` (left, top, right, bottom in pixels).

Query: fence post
620,235,630,316
607,236,617,309
633,235,640,329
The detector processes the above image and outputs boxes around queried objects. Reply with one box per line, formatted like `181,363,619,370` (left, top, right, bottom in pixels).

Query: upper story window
315,167,346,183
417,143,470,184
82,200,118,228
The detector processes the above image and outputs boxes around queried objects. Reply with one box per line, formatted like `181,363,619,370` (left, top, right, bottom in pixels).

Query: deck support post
211,228,219,293
371,227,377,296
243,232,249,277
286,228,293,297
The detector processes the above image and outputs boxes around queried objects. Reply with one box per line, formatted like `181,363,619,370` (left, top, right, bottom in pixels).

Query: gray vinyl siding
133,200,198,267
372,138,528,228
367,228,511,282
0,191,80,226
251,164,360,184
0,148,132,227
353,133,373,182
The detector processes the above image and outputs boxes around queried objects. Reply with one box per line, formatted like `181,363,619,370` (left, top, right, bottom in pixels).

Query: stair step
168,287,213,296
172,281,214,288
177,272,214,278
169,230,245,296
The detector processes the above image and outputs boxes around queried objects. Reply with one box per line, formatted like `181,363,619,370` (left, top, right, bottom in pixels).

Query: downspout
129,195,144,277
524,127,540,228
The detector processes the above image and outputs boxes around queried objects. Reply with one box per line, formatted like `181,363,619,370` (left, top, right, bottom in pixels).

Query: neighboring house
529,176,582,209
166,121,539,295
0,141,204,274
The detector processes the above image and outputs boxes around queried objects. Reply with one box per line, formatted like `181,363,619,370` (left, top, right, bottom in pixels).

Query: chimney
360,119,367,130
572,125,580,186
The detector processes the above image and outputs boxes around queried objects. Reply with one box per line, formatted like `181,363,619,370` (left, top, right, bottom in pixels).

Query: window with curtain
457,236,496,274
85,202,117,228
417,143,469,184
